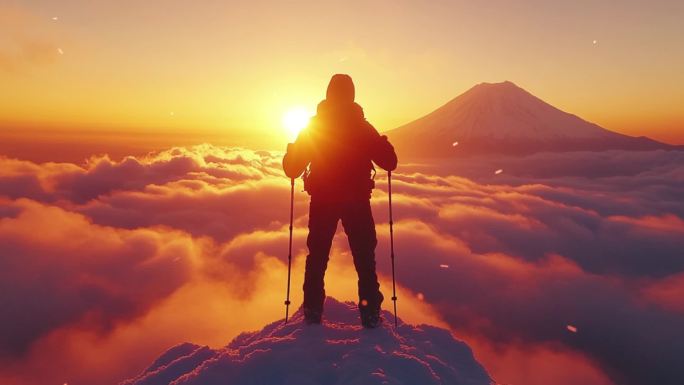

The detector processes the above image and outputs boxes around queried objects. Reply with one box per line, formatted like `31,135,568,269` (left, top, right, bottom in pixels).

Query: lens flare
282,107,312,141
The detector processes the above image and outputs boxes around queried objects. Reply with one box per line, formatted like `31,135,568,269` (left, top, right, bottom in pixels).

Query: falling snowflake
417,292,425,301
495,169,503,175
170,111,175,116
566,324,578,333
57,48,64,55
452,141,459,147
361,299,368,306
439,264,449,269
592,40,598,45
52,16,59,21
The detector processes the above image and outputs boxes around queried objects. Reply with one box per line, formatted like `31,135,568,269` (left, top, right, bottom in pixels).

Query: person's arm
282,130,312,178
364,121,398,171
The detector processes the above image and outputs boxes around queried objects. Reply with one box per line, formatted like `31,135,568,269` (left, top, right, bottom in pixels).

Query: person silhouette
283,74,397,328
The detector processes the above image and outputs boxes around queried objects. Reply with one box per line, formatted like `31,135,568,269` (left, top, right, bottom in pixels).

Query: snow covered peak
120,298,492,385
471,80,520,90
385,81,674,157
403,80,612,141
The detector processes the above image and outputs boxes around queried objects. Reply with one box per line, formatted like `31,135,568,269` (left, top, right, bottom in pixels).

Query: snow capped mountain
120,298,492,385
387,81,675,157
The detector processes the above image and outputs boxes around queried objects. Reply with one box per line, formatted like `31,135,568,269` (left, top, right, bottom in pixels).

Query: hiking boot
303,308,322,324
360,308,382,328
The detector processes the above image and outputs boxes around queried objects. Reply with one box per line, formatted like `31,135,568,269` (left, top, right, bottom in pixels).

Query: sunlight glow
282,107,313,141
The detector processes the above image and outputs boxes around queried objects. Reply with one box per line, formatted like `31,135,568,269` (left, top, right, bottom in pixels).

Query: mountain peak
473,80,518,89
120,297,492,385
387,81,672,157
463,81,530,101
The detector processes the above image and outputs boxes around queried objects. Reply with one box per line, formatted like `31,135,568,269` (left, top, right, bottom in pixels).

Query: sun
282,107,312,141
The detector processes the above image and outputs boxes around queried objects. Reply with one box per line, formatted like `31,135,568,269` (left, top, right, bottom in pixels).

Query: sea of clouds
1,145,683,385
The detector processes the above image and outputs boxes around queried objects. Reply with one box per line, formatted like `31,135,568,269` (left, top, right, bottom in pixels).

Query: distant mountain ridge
386,81,678,157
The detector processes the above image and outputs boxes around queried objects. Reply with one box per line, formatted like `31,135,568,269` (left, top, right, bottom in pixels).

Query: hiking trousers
303,198,383,315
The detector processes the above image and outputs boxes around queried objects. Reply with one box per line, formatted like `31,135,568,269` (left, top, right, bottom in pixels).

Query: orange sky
1,0,683,145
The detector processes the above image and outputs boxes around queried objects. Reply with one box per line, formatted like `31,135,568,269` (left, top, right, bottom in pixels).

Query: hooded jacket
283,74,397,202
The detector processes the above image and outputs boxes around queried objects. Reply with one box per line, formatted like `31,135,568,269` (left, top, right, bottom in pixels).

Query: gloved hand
371,135,398,171
283,142,308,178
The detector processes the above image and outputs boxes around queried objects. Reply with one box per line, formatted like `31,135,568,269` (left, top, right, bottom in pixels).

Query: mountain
386,81,677,157
120,298,492,385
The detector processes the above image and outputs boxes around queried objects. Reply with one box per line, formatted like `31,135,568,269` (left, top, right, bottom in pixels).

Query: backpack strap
302,165,311,194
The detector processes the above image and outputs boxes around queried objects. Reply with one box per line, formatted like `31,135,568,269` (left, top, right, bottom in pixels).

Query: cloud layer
1,145,683,385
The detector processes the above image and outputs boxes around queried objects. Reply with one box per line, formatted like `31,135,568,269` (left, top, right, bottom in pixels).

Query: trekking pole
388,171,398,328
284,177,295,323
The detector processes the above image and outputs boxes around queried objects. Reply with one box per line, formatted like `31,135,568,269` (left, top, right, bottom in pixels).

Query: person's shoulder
316,100,328,114
352,102,365,119
352,104,377,132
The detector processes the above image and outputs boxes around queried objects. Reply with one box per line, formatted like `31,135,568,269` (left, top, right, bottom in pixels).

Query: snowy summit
120,298,492,385
387,81,675,157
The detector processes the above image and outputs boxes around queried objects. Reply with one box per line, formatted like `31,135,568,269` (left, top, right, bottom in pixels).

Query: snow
387,80,673,157
120,297,492,385
398,81,613,141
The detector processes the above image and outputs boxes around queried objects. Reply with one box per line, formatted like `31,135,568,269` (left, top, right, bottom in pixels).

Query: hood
326,74,355,104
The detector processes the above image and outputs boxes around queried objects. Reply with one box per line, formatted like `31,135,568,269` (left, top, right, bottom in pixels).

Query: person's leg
340,200,383,326
303,200,338,322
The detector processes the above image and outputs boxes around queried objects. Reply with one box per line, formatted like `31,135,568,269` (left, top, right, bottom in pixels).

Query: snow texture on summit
120,298,492,385
394,81,613,140
387,81,674,156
